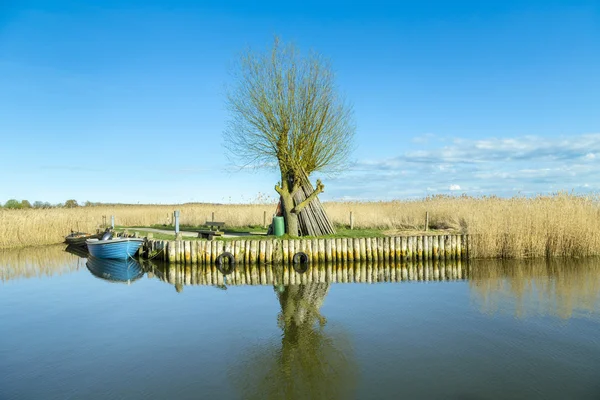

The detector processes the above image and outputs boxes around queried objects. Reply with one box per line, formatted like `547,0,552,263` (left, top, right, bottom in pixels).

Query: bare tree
224,38,355,236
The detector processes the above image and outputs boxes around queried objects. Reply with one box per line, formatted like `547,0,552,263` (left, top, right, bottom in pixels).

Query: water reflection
86,257,144,284
3,246,600,321
0,245,82,282
232,281,357,399
146,258,600,320
469,257,600,319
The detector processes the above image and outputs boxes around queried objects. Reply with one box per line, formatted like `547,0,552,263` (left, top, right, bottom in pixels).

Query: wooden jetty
142,234,471,265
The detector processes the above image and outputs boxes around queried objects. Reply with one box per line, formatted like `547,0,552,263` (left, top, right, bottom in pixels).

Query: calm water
1,246,600,400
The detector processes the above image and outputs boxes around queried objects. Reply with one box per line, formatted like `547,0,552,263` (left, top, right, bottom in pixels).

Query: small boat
85,235,145,259
86,256,144,284
64,230,105,246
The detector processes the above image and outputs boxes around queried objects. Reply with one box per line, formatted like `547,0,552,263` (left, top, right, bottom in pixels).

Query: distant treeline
0,199,105,209
1,199,246,209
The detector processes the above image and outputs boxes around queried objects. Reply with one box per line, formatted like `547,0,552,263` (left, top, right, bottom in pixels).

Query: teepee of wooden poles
269,170,336,237
293,171,336,236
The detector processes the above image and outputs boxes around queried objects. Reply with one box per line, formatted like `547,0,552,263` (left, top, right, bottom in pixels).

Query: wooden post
428,236,433,260
282,239,289,265
184,241,191,264
383,237,390,262
265,240,273,264
111,215,115,229
377,237,384,262
263,210,267,228
432,235,439,259
318,239,326,263
425,212,429,232
250,240,258,264
312,239,319,264
341,238,348,262
451,235,457,260
350,211,354,230
168,241,175,263
347,238,354,263
444,235,451,260
370,237,378,263
325,239,333,263
360,238,367,262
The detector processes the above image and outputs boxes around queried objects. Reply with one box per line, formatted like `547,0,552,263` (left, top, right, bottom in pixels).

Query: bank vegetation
1,193,599,259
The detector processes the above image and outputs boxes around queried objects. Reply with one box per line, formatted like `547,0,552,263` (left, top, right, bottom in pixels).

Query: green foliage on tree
224,38,355,236
64,199,79,208
4,199,22,209
21,200,32,208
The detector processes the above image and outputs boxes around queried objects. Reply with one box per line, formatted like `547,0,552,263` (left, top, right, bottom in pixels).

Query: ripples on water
1,246,600,399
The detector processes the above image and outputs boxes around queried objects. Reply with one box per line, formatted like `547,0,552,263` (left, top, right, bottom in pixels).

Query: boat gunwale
86,237,145,246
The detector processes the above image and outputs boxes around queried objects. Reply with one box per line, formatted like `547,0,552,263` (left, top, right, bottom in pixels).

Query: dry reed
1,193,599,258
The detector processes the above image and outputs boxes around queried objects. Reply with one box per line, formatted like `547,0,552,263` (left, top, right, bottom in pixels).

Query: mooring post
425,212,429,232
174,210,180,235
111,215,115,229
350,211,354,230
212,211,215,222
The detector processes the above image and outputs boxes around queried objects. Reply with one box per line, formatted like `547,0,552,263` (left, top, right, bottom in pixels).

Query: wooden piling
184,241,191,264
377,237,384,262
250,240,258,264
383,237,390,262
259,240,266,264
190,241,197,264
394,237,402,262
265,240,273,264
359,238,367,262
444,235,451,260
319,239,326,263
273,239,282,264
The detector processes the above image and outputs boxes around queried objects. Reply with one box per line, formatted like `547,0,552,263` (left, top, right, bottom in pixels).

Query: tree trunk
280,191,299,237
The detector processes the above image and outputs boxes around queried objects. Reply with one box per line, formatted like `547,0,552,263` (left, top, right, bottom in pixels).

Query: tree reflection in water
233,280,357,400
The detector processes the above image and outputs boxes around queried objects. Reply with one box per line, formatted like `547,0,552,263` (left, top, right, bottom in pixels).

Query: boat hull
86,238,144,259
65,232,103,246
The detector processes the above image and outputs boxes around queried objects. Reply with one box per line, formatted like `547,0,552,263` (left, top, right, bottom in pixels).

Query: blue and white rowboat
85,237,144,259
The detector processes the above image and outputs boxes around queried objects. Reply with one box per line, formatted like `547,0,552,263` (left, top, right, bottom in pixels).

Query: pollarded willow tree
224,38,355,236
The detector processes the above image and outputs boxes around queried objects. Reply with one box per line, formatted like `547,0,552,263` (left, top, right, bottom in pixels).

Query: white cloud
324,133,600,201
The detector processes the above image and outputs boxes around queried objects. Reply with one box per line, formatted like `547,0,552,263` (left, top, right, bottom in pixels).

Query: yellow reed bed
0,193,599,258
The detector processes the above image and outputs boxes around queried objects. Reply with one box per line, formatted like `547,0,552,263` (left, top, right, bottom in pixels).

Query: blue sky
1,0,599,204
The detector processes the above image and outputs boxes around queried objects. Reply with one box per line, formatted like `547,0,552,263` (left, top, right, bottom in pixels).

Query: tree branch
292,179,324,213
275,182,284,195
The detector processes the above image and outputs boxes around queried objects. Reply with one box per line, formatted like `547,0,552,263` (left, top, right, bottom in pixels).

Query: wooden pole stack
293,170,336,237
